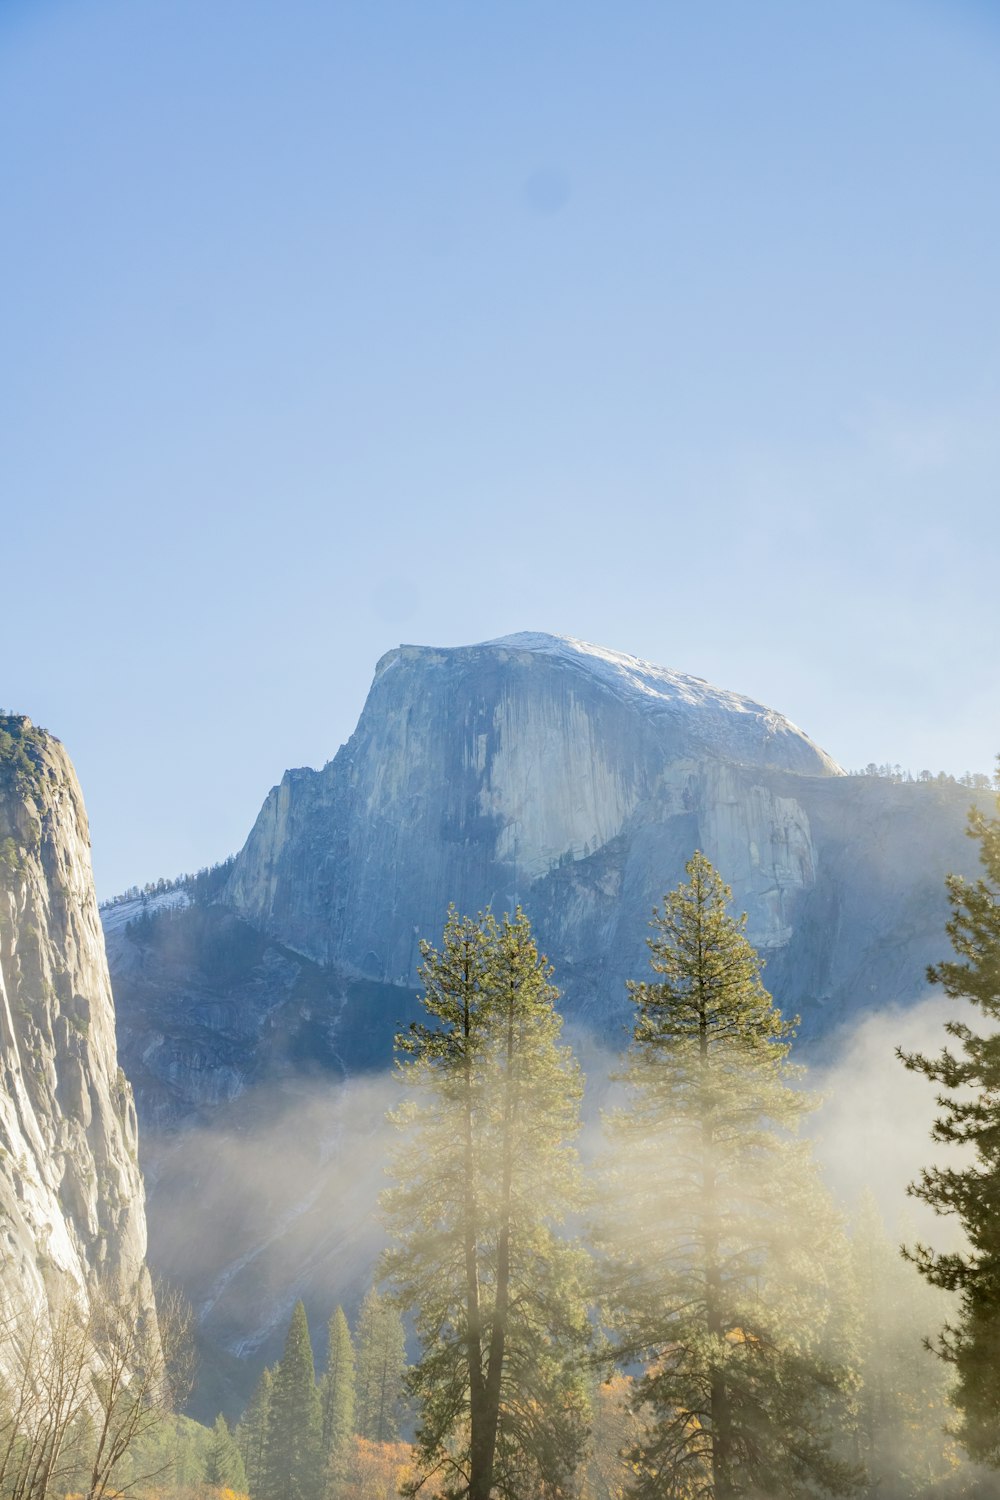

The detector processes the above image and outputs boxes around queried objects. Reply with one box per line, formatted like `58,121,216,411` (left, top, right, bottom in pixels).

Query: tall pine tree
899,781,1000,1467
382,906,591,1500
261,1301,322,1500
600,852,859,1500
207,1413,249,1492
322,1305,355,1496
237,1364,272,1500
848,1192,961,1497
354,1289,406,1445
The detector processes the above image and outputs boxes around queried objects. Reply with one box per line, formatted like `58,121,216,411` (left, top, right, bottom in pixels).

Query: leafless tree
0,1273,193,1500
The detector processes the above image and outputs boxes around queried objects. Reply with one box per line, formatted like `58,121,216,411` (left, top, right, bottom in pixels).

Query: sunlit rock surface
0,717,149,1331
223,633,973,1036
106,635,985,1413
227,635,835,985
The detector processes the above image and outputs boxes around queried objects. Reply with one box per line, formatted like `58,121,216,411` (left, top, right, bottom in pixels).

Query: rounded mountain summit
374,632,843,777
221,631,966,1034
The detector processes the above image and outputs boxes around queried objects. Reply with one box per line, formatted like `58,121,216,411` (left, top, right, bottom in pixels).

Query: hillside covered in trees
14,800,998,1499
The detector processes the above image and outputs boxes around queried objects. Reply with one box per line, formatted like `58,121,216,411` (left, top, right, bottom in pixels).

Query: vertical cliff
106,635,986,1392
222,633,982,1038
0,715,149,1325
226,633,843,988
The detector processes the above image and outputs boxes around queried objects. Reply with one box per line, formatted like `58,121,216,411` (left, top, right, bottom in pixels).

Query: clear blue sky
2,0,999,896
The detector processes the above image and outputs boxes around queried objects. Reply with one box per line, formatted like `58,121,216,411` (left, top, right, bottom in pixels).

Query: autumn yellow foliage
581,1375,645,1500
340,1435,415,1500
60,1487,250,1500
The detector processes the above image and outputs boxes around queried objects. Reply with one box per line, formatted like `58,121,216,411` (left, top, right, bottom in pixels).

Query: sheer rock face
0,718,148,1324
226,634,843,1000
221,634,984,1041
105,636,984,1406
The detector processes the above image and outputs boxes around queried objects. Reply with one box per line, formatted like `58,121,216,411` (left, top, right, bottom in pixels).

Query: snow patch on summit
484,633,841,773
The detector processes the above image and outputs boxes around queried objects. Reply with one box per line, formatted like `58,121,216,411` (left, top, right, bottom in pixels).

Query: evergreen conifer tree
382,906,591,1500
354,1289,406,1445
899,783,1000,1467
261,1301,322,1500
600,852,859,1500
207,1413,249,1492
848,1192,960,1496
322,1305,355,1496
237,1365,272,1500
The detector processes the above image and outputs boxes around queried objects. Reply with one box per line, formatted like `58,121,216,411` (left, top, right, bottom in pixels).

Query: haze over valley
4,2,1000,1494
4,629,997,1495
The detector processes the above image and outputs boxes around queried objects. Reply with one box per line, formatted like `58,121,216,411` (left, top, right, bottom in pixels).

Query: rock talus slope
0,716,149,1325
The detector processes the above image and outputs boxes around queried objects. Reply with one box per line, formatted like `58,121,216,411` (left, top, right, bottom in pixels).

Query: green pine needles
355,1289,406,1444
236,1364,273,1497
261,1301,323,1500
600,852,859,1500
900,783,1000,1466
382,905,591,1500
227,842,1000,1498
206,1414,248,1492
322,1304,356,1492
238,1293,407,1500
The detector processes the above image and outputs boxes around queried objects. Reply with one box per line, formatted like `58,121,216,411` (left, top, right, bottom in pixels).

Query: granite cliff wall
0,716,149,1329
226,634,849,1007
224,634,971,1039
106,636,985,1404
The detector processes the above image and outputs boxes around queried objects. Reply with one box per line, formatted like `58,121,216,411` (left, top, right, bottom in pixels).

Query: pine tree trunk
377,1349,389,1443
477,990,518,1499
699,955,732,1500
463,961,492,1500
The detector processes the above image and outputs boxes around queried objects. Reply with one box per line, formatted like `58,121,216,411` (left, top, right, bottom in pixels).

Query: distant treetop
99,854,237,911
0,712,52,801
847,762,997,789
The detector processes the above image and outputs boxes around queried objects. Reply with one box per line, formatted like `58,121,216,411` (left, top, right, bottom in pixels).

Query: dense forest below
7,810,1000,1500
3,710,1000,1500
